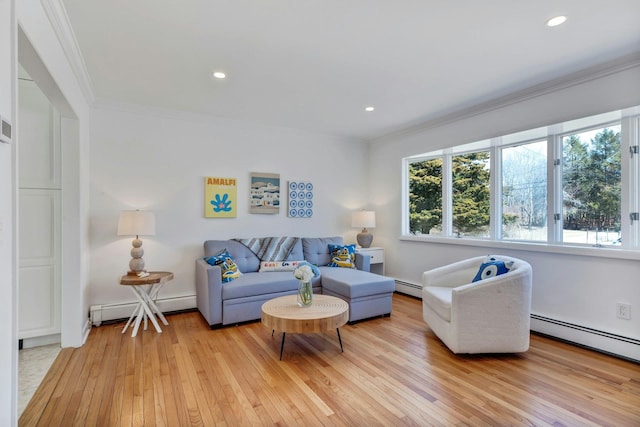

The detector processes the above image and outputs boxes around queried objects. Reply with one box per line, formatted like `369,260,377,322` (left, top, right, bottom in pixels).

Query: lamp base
356,229,373,248
128,237,146,275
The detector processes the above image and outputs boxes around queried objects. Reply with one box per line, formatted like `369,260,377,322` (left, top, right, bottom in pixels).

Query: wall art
250,172,280,214
204,176,237,218
288,181,313,218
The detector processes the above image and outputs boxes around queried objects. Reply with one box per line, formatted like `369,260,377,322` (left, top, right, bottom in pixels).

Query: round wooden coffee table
261,294,349,360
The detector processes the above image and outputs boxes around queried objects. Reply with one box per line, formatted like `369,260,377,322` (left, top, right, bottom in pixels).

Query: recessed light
212,71,226,79
546,16,567,27
365,106,375,112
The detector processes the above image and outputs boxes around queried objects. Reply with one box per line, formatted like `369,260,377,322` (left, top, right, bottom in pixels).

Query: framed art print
288,181,313,218
205,176,237,218
250,172,280,214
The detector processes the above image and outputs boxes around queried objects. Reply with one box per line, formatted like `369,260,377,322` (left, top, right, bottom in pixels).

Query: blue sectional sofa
195,236,395,328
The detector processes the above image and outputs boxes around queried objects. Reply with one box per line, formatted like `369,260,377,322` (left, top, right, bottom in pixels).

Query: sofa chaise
195,236,395,328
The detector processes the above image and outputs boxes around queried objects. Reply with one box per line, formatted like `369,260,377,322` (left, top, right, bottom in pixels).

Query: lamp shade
352,210,376,229
117,210,156,236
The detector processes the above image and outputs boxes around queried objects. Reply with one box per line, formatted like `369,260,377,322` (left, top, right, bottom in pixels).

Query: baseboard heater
531,314,640,345
530,314,640,363
394,279,423,298
90,294,197,326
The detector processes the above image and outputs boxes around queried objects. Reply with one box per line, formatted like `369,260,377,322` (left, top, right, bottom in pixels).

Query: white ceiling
61,0,640,141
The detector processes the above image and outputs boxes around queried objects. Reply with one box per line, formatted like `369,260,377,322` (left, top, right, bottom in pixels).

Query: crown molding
92,100,361,142
371,52,640,143
41,0,95,105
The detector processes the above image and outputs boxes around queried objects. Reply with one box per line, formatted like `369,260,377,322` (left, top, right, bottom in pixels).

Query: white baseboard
90,295,197,326
82,319,91,344
21,334,61,349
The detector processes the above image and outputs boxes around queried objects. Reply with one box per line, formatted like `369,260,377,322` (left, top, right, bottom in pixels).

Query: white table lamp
118,210,156,275
352,210,376,248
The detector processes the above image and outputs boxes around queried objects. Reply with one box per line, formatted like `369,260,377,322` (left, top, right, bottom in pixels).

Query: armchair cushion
421,286,452,322
472,256,514,282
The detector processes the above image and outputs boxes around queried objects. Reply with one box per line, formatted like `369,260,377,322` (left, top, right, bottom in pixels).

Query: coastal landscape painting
250,172,280,214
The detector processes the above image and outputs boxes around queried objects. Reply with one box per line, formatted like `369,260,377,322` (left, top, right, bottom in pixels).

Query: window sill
399,234,640,261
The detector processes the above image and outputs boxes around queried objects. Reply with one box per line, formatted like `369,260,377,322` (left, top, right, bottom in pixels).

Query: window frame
498,137,549,243
402,107,640,260
556,120,623,248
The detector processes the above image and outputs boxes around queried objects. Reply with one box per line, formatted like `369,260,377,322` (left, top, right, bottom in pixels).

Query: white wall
0,0,18,423
88,104,370,308
17,0,92,349
370,60,640,360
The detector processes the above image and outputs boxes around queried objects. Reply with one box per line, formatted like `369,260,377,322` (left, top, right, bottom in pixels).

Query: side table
119,271,173,337
356,247,385,275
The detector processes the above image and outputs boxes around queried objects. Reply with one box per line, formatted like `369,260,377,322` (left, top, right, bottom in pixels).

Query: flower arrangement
293,261,320,282
293,262,320,307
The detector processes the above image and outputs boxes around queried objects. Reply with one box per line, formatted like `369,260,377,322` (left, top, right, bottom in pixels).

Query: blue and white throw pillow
204,250,242,283
327,244,357,268
472,256,514,282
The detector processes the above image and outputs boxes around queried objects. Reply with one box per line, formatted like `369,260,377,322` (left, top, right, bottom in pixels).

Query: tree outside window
562,126,621,245
409,152,491,237
452,152,490,238
502,141,547,241
409,158,442,235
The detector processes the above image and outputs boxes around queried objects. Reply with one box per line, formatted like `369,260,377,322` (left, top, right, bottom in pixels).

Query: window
409,158,442,235
452,152,490,238
404,107,640,251
562,125,621,245
502,141,547,241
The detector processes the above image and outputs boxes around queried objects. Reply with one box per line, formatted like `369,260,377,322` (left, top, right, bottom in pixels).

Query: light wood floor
20,293,640,426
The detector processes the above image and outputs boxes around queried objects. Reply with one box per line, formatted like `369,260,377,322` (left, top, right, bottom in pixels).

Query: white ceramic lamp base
128,237,146,275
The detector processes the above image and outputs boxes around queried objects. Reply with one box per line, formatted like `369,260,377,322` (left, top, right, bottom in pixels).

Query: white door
18,76,62,343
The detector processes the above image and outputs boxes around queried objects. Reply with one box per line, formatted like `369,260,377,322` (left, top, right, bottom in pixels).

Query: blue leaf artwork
211,193,232,212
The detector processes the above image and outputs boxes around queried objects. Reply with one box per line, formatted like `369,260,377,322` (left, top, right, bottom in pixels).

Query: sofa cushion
286,239,305,261
422,286,452,322
221,272,300,300
327,244,357,268
204,250,242,283
320,267,395,298
204,240,260,273
232,237,300,261
302,237,343,266
259,260,304,272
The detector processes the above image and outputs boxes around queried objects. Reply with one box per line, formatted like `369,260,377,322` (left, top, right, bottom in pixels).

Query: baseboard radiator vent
90,295,197,326
394,280,422,298
530,314,639,363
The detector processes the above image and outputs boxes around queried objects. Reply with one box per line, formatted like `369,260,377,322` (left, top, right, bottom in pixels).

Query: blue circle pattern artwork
288,181,313,218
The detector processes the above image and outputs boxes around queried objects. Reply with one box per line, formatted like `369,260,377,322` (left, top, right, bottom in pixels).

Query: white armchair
422,255,532,354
